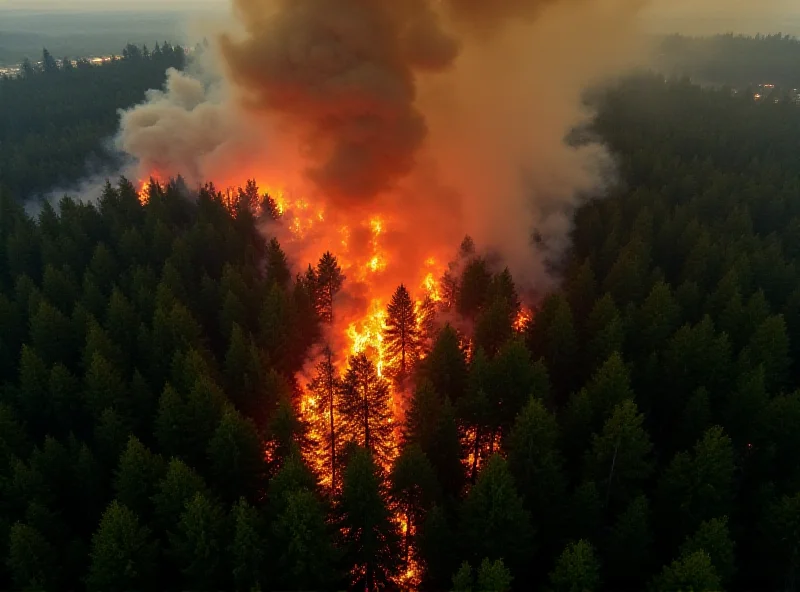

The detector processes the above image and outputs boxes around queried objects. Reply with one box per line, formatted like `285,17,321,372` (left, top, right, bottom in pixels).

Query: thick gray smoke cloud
115,0,789,292
218,0,460,205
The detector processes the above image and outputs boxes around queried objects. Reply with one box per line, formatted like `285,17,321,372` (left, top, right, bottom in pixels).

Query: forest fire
118,0,621,586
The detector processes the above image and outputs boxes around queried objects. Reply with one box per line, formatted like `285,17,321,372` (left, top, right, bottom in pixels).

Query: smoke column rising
117,0,764,293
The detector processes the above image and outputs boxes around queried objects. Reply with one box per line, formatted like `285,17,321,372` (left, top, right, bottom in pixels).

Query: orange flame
514,307,532,332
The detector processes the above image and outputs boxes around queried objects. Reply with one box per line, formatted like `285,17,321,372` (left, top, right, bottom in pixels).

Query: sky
1,0,798,34
0,0,224,11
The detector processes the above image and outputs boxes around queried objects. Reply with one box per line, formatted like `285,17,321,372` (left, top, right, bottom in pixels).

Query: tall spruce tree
315,252,344,323
307,346,341,493
385,284,421,388
339,447,401,590
339,353,395,467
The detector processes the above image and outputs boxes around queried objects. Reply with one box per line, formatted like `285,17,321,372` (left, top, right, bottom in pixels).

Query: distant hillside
0,10,187,65
656,33,800,88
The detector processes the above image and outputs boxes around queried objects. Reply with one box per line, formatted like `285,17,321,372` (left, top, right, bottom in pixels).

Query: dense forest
657,33,800,87
0,43,185,199
3,39,800,592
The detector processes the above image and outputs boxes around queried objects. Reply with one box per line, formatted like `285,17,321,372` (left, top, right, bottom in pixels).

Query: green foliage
230,498,269,592
679,516,736,585
549,540,601,592
339,447,401,590
6,522,58,591
584,399,653,507
649,550,721,592
271,489,338,590
206,407,264,504
151,459,207,531
605,495,653,586
86,501,158,592
507,396,566,543
459,455,533,578
168,492,227,591
114,436,166,520
0,44,185,198
452,558,513,592
657,426,735,544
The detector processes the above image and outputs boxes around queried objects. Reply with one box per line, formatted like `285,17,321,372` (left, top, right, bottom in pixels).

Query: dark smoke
219,0,459,205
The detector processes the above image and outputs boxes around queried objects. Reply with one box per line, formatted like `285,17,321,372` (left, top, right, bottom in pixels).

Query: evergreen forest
0,44,185,199
2,38,800,592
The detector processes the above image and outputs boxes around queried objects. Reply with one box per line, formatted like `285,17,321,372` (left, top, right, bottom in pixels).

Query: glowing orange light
347,299,387,376
514,307,532,332
422,272,441,302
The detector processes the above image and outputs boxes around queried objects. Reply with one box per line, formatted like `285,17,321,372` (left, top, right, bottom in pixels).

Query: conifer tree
421,324,468,403
315,252,344,323
550,540,601,592
307,346,341,493
86,501,158,592
385,284,421,388
339,447,401,590
459,455,533,579
265,237,291,288
390,444,439,570
339,354,395,467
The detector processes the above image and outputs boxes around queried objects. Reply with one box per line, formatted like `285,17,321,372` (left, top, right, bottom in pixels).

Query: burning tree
385,284,421,389
315,252,344,323
306,346,341,494
339,353,395,468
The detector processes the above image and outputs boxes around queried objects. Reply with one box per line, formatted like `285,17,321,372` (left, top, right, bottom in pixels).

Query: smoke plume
118,0,789,298
218,0,459,205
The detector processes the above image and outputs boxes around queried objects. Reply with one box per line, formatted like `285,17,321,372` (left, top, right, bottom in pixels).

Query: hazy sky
1,0,797,13
0,0,224,11
2,0,798,34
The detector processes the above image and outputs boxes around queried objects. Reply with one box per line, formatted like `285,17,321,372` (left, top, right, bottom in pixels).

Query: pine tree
389,444,440,571
585,399,653,508
605,494,653,587
272,489,339,590
657,426,735,547
86,501,158,592
206,407,264,504
457,257,492,319
679,516,736,586
339,353,395,467
473,295,514,358
418,504,458,589
506,397,566,543
649,550,721,592
316,252,344,323
114,436,167,520
459,455,533,578
421,324,468,403
231,498,269,592
385,284,421,388
307,346,341,494
265,237,291,288
151,459,207,532
6,522,58,590
339,447,401,590
549,540,601,592
169,493,227,591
